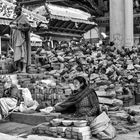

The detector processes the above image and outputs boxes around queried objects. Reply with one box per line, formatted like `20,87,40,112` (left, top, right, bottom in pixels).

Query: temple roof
32,4,96,25
30,3,96,37
16,0,103,16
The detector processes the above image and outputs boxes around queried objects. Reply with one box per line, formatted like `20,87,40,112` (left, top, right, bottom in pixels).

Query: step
9,112,60,125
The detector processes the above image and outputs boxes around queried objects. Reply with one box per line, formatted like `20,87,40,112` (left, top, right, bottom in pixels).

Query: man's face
14,6,21,16
73,79,81,90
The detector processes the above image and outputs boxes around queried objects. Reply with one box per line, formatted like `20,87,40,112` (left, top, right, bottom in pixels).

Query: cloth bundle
90,112,116,140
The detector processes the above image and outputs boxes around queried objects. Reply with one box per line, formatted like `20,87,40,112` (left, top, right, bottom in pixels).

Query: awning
32,4,96,25
30,33,42,46
0,0,48,27
0,18,12,25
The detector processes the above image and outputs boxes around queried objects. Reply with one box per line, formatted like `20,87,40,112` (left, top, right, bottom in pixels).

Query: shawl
55,86,100,115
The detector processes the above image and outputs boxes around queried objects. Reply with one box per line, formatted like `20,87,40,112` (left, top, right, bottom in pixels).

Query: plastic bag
22,88,34,107
96,123,116,140
40,106,54,114
19,102,28,112
90,112,116,140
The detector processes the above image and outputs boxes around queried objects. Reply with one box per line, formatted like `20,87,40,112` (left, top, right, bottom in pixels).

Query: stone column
110,0,125,48
124,0,134,48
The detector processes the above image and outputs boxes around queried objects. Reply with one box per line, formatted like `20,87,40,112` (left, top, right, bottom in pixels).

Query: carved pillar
110,0,125,48
124,0,134,48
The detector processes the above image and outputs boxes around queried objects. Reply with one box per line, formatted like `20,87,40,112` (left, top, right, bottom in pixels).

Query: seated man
0,78,21,119
35,46,47,66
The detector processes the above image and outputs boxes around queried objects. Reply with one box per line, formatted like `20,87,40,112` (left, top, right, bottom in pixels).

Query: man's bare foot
21,63,26,73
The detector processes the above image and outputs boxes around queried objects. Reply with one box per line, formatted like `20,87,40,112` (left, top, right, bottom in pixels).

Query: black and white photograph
0,0,140,139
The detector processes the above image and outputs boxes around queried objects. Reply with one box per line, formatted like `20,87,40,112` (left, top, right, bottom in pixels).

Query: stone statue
10,4,31,73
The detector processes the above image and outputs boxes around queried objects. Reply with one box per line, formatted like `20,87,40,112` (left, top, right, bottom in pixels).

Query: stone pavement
0,122,140,140
0,133,68,140
0,132,140,140
0,122,33,136
1,106,140,140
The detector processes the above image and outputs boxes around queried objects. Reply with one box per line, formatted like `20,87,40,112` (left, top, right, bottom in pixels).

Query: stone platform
0,122,139,140
0,111,139,140
9,112,61,125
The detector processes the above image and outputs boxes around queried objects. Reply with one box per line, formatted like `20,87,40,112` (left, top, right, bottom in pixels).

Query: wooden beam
82,24,88,31
78,23,85,30
70,23,76,30
84,24,95,31
49,26,85,33
58,21,67,28
81,24,87,30
49,20,58,27
67,22,74,29
60,21,70,28
46,0,68,2
17,0,46,5
77,23,83,29
35,31,82,38
51,20,64,28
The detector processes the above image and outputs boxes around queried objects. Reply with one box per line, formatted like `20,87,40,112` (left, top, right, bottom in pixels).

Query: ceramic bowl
74,120,87,127
51,118,63,126
62,120,73,126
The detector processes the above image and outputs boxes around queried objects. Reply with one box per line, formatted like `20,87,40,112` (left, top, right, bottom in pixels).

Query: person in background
10,4,31,73
53,76,100,119
0,78,21,119
35,45,47,66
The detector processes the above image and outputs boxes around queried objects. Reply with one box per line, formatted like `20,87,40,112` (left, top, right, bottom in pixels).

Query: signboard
0,0,15,19
0,0,48,27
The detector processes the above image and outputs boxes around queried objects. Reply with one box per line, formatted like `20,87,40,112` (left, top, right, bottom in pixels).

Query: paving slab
0,133,68,140
4,111,140,140
0,122,33,137
0,133,24,140
0,122,139,140
9,112,59,125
